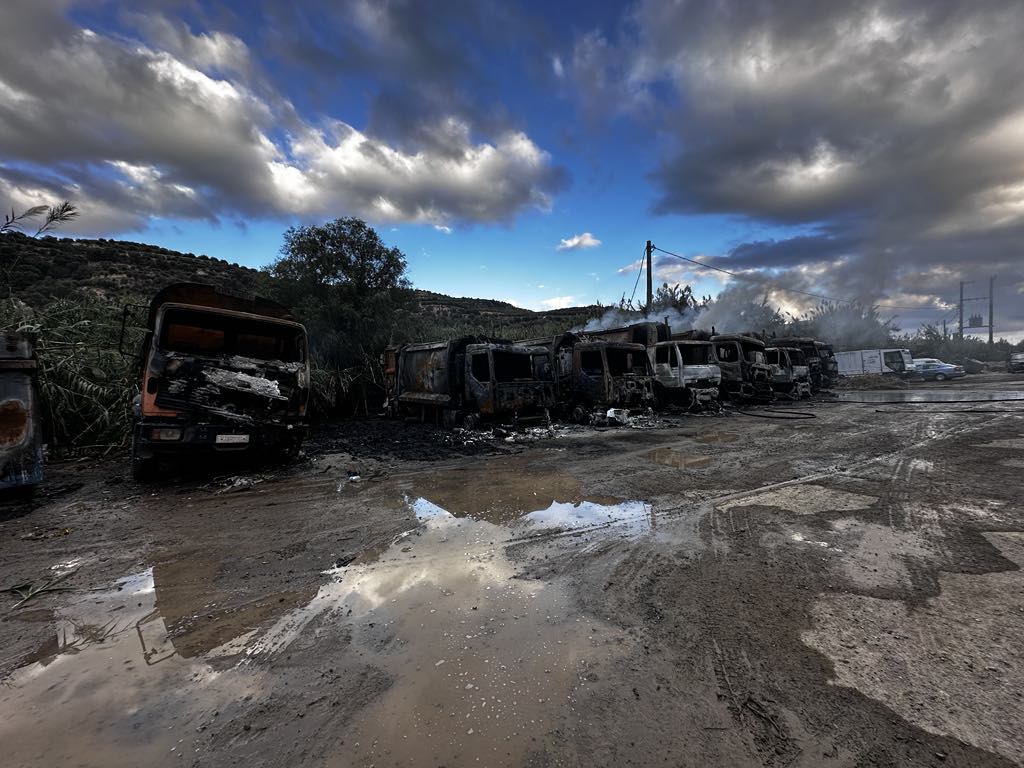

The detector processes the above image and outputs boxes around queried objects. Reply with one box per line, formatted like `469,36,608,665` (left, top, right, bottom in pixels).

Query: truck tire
131,439,159,482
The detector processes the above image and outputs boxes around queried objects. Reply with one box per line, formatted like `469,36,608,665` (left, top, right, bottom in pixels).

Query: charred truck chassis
519,333,655,420
386,338,554,426
129,284,310,480
653,340,721,409
772,337,826,392
766,346,811,399
0,334,43,491
710,334,773,402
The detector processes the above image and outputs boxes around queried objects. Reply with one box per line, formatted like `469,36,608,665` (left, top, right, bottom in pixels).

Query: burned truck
710,334,773,401
524,333,655,420
0,334,43,491
384,337,554,426
128,283,310,480
816,342,839,388
590,322,720,408
766,346,811,399
771,336,826,392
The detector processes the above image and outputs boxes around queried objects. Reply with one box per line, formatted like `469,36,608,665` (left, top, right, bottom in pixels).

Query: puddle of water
693,431,739,445
0,569,256,767
644,447,713,469
408,458,629,526
837,390,1024,403
242,498,632,767
718,484,877,516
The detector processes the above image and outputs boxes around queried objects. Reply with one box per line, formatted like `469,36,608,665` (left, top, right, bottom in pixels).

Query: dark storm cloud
257,0,542,154
580,0,1024,336
0,0,565,232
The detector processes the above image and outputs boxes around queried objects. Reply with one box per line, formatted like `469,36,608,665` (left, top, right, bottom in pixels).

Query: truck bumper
133,418,306,459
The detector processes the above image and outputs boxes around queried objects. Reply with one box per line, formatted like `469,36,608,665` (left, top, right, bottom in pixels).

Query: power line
650,244,952,312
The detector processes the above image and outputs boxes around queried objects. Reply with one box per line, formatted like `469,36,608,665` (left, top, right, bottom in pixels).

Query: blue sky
3,1,1024,337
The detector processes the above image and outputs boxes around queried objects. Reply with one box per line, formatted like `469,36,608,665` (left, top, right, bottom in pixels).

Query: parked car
913,359,965,381
1008,352,1024,374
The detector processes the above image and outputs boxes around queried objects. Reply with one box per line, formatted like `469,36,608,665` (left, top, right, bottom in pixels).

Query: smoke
577,306,696,333
576,284,787,336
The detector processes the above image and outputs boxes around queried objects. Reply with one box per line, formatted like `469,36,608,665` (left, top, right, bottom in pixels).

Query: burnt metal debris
0,333,43,491
126,283,310,480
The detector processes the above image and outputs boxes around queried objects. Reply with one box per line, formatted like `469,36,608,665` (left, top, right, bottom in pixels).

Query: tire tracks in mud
554,410,1024,768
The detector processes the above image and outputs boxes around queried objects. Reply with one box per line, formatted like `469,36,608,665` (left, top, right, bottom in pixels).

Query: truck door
467,350,494,413
882,350,907,374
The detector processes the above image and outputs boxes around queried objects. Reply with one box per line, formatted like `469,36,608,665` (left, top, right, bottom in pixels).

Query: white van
835,348,914,377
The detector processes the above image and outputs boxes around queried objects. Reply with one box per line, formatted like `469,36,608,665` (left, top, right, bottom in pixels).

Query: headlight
150,427,183,441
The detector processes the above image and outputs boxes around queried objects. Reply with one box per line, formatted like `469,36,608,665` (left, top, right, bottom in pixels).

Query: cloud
556,232,602,251
538,295,577,310
571,0,1024,338
0,2,566,233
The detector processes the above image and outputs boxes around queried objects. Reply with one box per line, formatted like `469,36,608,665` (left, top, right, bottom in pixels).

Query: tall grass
0,297,135,451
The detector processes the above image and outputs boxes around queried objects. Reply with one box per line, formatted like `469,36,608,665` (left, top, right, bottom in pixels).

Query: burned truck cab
0,334,43,491
560,339,654,413
711,334,773,401
464,342,555,422
387,337,554,426
773,337,823,392
816,342,838,388
130,284,310,480
766,347,811,399
653,340,721,407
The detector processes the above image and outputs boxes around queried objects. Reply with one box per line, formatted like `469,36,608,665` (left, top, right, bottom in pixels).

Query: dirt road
2,377,1023,767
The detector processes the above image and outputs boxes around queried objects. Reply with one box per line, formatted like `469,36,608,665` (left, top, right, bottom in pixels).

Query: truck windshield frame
158,307,305,363
492,350,534,382
679,344,710,366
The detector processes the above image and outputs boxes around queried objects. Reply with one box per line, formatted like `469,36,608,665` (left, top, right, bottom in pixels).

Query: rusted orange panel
0,399,28,446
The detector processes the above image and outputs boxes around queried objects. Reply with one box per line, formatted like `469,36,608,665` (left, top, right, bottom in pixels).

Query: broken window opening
765,349,780,365
655,345,670,365
789,349,808,366
678,345,709,366
606,348,644,376
471,353,491,382
580,350,604,376
492,351,533,382
160,309,304,362
715,343,738,363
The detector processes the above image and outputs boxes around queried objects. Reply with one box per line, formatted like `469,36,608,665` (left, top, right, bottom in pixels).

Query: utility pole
645,240,653,311
958,281,965,340
942,318,947,339
989,275,995,348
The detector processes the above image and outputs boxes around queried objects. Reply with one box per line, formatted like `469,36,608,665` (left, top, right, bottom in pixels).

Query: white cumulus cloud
556,232,602,251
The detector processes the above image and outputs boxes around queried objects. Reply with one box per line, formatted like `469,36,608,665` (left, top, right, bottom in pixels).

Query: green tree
265,217,412,370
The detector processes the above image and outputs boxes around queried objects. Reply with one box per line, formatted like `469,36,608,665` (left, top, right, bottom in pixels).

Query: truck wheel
131,440,159,483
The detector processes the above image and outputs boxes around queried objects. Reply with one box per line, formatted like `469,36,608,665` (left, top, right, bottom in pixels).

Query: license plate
215,434,250,445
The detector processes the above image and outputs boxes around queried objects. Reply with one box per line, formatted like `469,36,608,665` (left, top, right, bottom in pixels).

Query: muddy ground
2,374,1024,767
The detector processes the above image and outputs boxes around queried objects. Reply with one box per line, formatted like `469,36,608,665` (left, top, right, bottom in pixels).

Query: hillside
1,232,262,307
1,233,603,340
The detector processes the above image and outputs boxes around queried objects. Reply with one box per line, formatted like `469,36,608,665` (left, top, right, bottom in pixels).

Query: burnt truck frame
385,337,554,426
710,334,773,401
0,334,43,492
766,346,811,399
525,334,655,419
126,283,310,480
589,322,721,408
771,336,827,392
